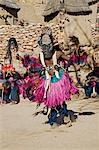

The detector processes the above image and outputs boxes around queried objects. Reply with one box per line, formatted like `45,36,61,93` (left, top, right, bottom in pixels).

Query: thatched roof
0,0,20,11
43,0,92,18
43,0,62,17
85,0,98,5
63,0,92,15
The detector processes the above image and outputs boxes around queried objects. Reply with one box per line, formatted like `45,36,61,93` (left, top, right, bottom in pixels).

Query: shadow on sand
68,110,95,122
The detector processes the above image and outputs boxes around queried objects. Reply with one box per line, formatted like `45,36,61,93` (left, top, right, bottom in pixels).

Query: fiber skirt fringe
35,70,78,108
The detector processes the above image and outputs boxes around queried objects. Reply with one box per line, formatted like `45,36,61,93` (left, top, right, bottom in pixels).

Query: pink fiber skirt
35,72,78,108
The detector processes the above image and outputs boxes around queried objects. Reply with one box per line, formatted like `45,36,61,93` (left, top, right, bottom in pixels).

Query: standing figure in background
5,37,18,65
68,36,88,86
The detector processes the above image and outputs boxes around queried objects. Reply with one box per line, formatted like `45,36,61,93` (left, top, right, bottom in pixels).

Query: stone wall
0,24,61,63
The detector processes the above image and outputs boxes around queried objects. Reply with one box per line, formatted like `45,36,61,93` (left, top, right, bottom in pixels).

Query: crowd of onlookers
0,35,99,105
0,66,21,104
0,56,42,104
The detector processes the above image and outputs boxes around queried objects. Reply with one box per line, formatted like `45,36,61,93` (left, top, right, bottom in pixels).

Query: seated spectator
2,80,11,104
84,76,99,99
9,77,20,104
11,68,21,80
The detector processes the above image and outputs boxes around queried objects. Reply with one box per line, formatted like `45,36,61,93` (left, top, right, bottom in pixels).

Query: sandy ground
0,96,99,150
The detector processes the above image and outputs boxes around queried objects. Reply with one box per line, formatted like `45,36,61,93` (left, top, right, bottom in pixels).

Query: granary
0,0,20,25
43,0,98,45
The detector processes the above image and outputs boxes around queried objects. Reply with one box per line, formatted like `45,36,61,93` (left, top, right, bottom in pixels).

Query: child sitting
84,76,99,99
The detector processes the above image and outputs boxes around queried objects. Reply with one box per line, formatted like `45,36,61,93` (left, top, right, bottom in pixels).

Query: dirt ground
0,96,99,150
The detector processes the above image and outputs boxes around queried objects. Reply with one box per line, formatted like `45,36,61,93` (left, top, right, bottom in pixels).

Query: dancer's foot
51,123,59,129
64,116,72,127
10,101,18,105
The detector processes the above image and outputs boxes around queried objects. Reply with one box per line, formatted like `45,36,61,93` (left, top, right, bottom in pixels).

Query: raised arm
57,50,70,61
